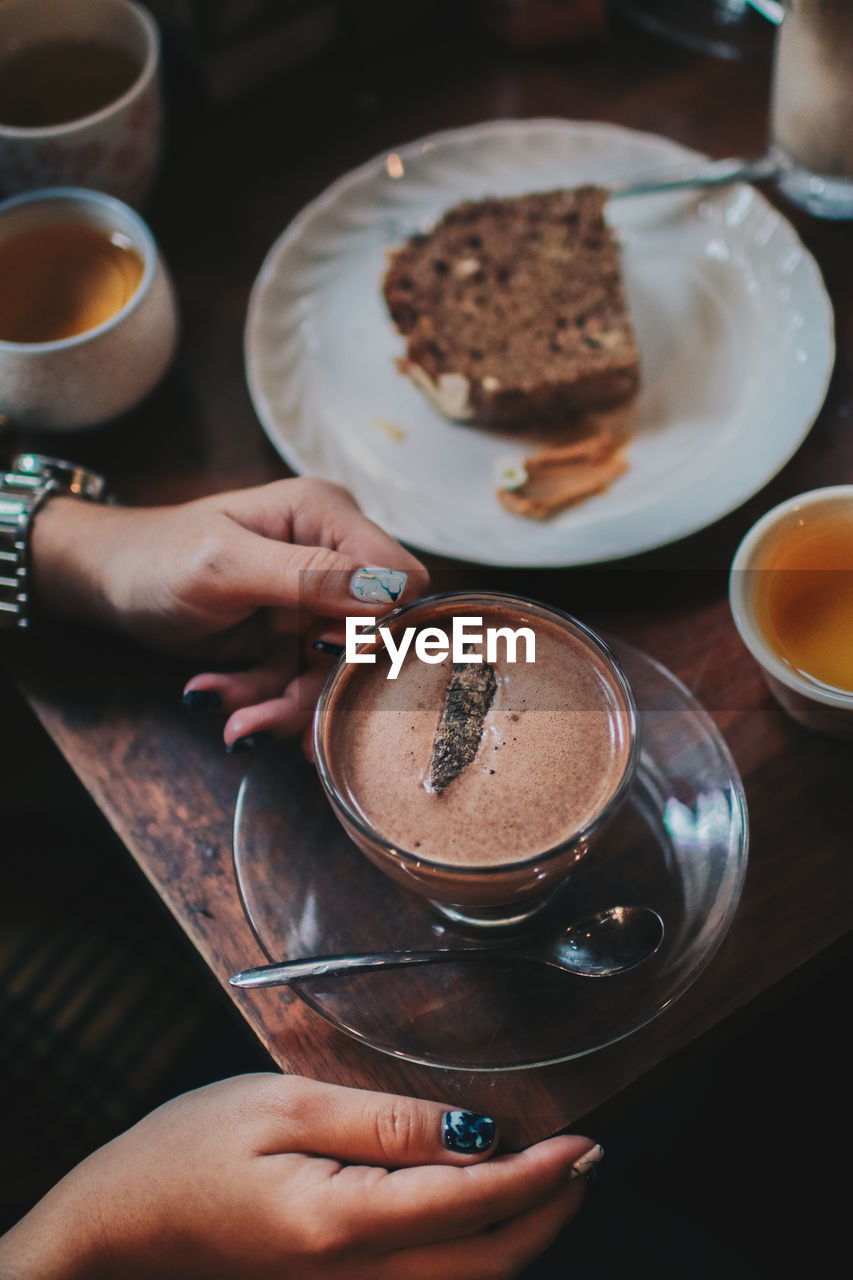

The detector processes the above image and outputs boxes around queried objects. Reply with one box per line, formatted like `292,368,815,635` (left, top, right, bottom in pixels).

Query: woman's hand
30,477,428,748
0,1074,601,1280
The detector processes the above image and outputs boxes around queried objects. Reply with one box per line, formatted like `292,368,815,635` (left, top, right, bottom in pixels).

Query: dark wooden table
4,13,853,1152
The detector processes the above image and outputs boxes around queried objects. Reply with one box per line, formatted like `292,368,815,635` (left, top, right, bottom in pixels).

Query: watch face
15,451,78,477
13,453,107,501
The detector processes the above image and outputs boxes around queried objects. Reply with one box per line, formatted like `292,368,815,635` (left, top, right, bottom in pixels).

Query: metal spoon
609,153,782,200
229,905,664,989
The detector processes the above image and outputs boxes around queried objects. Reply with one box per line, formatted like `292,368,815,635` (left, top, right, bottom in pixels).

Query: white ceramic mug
0,187,178,432
0,0,163,209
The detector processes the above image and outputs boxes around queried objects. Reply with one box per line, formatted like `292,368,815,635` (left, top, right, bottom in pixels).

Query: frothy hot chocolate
318,599,635,881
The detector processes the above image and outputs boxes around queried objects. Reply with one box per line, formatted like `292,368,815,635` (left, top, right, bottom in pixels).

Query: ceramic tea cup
0,187,178,432
0,0,163,209
729,486,853,736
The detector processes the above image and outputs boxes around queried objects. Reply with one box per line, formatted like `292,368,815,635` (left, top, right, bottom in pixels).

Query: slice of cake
382,187,640,431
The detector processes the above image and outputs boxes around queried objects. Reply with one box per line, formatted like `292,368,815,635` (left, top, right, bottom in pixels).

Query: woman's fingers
239,1075,597,1259
252,1076,498,1168
338,1138,594,1252
184,660,296,716
247,1076,599,1245
218,525,425,622
215,483,429,621
462,1171,584,1267
223,478,428,586
377,1179,582,1280
182,636,336,745
252,1076,597,1180
221,667,329,747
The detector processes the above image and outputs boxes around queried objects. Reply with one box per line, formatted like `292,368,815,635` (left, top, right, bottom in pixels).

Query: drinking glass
769,0,853,218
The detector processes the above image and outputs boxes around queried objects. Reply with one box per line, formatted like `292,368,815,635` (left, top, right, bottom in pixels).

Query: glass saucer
233,640,748,1071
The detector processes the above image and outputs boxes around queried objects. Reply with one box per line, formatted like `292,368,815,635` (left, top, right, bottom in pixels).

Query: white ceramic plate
245,120,834,567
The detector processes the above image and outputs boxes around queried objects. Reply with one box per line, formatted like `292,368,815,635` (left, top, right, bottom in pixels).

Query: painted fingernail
313,639,346,656
226,731,272,754
442,1110,496,1154
570,1144,604,1180
183,688,222,711
350,567,407,604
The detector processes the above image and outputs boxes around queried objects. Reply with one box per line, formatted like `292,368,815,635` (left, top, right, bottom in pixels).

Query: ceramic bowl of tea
729,486,853,736
0,0,163,208
0,186,178,431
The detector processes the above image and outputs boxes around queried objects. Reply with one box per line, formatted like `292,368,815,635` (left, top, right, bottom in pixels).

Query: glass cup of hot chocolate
314,592,639,929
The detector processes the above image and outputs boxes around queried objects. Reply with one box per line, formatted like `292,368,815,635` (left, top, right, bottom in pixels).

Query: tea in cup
0,219,145,345
0,0,163,208
0,187,178,431
729,486,853,735
314,592,639,928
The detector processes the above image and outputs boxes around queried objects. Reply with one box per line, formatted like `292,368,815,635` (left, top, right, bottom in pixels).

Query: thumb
228,532,415,620
257,1076,498,1168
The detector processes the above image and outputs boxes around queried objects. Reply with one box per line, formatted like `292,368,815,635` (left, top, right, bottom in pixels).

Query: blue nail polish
443,1110,496,1154
313,639,345,656
350,567,407,604
183,688,222,711
226,731,271,754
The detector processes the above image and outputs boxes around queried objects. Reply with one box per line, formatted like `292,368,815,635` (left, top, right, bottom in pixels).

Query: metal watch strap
0,453,108,630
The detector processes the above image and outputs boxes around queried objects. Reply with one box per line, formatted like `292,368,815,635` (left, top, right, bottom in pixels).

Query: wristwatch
0,453,109,630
